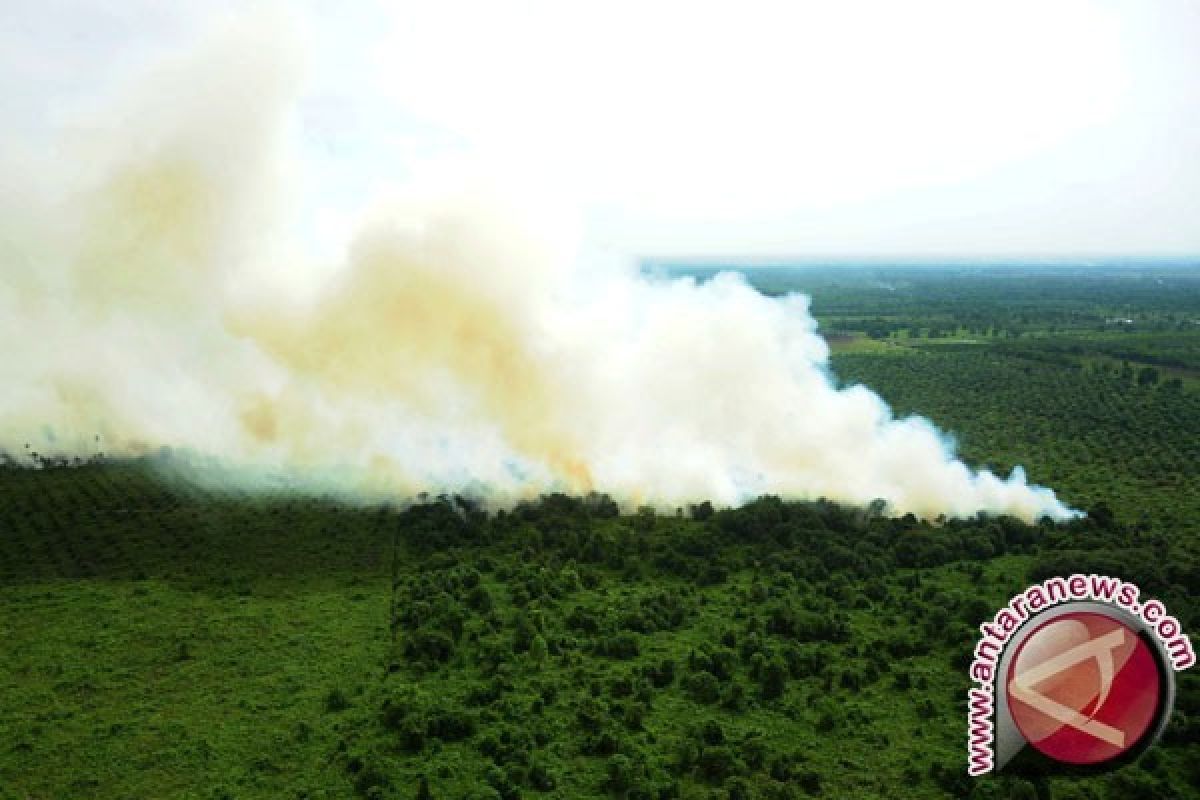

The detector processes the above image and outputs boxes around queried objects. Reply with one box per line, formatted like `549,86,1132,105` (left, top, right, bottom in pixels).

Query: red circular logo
1006,611,1162,765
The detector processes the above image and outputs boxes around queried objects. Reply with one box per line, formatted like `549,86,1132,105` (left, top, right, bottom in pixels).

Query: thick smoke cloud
0,21,1077,522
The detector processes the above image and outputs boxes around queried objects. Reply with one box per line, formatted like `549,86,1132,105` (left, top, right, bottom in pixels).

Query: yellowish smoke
0,20,1076,522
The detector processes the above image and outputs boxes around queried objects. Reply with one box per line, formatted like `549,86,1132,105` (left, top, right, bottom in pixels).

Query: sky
0,0,1132,518
2,0,1198,262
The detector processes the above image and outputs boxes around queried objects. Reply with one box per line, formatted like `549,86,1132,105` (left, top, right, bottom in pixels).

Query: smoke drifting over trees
0,18,1076,522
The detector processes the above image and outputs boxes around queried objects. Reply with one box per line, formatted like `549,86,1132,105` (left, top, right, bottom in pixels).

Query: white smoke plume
0,17,1077,522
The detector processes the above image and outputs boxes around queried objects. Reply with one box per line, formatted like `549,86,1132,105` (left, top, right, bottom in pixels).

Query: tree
529,634,548,664
685,672,720,704
761,657,788,700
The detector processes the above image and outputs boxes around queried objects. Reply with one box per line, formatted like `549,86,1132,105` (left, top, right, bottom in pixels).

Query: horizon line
640,254,1200,267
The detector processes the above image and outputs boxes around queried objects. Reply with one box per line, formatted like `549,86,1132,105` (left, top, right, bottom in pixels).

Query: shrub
427,709,474,742
405,630,455,664
594,633,640,659
325,687,351,713
696,746,740,782
467,585,493,612
645,658,676,688
350,761,389,797
796,768,820,795
528,760,555,791
684,672,720,704
606,755,636,793
760,658,787,700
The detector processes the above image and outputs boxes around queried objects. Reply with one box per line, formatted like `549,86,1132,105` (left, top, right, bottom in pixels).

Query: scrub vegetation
2,265,1198,798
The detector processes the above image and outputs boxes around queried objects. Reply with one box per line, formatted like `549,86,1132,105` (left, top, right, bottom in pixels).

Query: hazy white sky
2,0,1198,259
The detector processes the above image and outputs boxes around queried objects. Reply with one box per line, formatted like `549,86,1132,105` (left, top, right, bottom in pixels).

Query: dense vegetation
2,265,1198,798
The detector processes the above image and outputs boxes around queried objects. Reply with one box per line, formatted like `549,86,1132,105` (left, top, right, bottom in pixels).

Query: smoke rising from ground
0,21,1077,522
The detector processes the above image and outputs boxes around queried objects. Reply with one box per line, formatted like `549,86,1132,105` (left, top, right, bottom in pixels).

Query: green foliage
2,266,1198,798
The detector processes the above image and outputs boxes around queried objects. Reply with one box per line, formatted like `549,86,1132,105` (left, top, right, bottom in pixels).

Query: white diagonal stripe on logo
1007,628,1126,748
